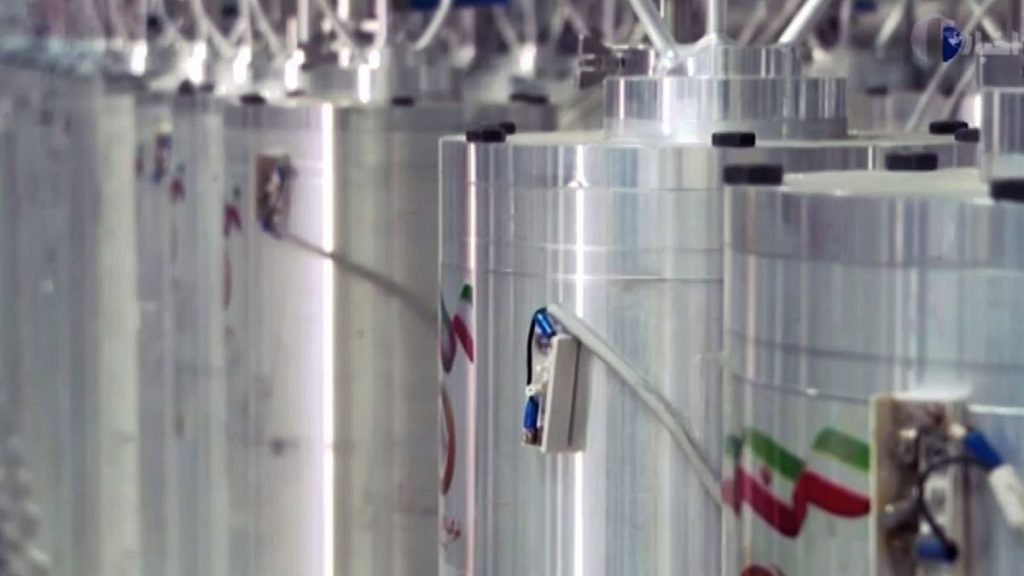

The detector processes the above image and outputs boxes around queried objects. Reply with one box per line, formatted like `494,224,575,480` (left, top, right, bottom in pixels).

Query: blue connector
916,534,958,563
522,397,541,445
533,309,557,340
964,430,1004,470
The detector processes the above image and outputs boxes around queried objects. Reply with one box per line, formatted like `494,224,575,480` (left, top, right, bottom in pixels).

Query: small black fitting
929,119,969,135
466,126,507,144
390,95,416,107
240,93,267,106
176,80,196,96
712,131,757,148
498,121,517,135
885,151,939,172
722,164,784,186
510,92,550,105
990,179,1024,203
865,85,889,97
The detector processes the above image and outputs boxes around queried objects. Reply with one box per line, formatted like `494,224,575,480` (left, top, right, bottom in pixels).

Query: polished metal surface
62,72,141,576
303,48,459,103
170,93,229,576
438,128,965,576
722,167,1024,576
135,92,177,576
981,87,1024,180
3,62,143,576
221,97,554,576
602,44,847,141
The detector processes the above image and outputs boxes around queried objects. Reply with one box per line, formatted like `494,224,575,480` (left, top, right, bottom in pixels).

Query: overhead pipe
778,0,833,45
625,0,682,70
706,0,727,40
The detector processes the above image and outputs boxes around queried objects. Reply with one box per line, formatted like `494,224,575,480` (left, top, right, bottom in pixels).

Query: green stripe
745,429,805,482
459,284,473,304
812,428,870,472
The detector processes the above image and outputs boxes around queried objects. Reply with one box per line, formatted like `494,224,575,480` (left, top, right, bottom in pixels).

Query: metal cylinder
440,41,971,572
169,91,229,576
3,54,143,575
438,126,967,576
134,91,177,576
722,166,1024,575
221,96,554,576
61,69,141,576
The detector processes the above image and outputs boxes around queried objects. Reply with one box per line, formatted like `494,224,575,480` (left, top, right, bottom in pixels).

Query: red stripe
723,465,869,539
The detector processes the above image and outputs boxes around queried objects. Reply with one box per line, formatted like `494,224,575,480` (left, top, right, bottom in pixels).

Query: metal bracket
870,392,969,576
255,153,296,237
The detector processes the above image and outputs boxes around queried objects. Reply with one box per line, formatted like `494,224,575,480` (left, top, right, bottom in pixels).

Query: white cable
521,0,538,44
905,0,998,131
104,0,128,40
187,0,234,56
151,0,189,47
544,304,724,509
561,1,590,37
250,0,286,58
372,0,389,48
411,0,453,52
311,0,360,49
492,7,521,50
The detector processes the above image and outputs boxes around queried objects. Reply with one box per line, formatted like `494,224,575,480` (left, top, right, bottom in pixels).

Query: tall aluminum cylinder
4,59,142,575
169,91,229,576
222,97,554,576
722,167,1024,575
60,70,141,576
135,91,177,576
439,124,968,575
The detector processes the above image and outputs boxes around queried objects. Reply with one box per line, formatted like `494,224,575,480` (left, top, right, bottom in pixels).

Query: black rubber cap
712,131,756,148
390,95,415,107
929,119,969,135
865,85,889,97
885,151,939,172
240,93,266,106
177,80,195,96
478,126,506,143
146,14,162,35
991,179,1024,203
498,121,517,135
723,164,784,186
954,127,980,143
510,92,549,105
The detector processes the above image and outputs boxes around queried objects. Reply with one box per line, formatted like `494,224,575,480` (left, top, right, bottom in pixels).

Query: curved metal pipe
410,0,452,52
778,0,833,45
706,0,727,40
251,0,285,58
626,0,680,66
311,0,360,49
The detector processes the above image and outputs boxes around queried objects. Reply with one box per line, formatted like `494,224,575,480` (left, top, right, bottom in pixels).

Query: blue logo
942,24,964,62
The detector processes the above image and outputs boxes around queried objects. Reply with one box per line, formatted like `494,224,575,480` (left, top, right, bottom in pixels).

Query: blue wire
963,430,1003,470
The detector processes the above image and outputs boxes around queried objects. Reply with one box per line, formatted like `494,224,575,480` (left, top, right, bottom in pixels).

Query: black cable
915,454,990,557
525,310,542,386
